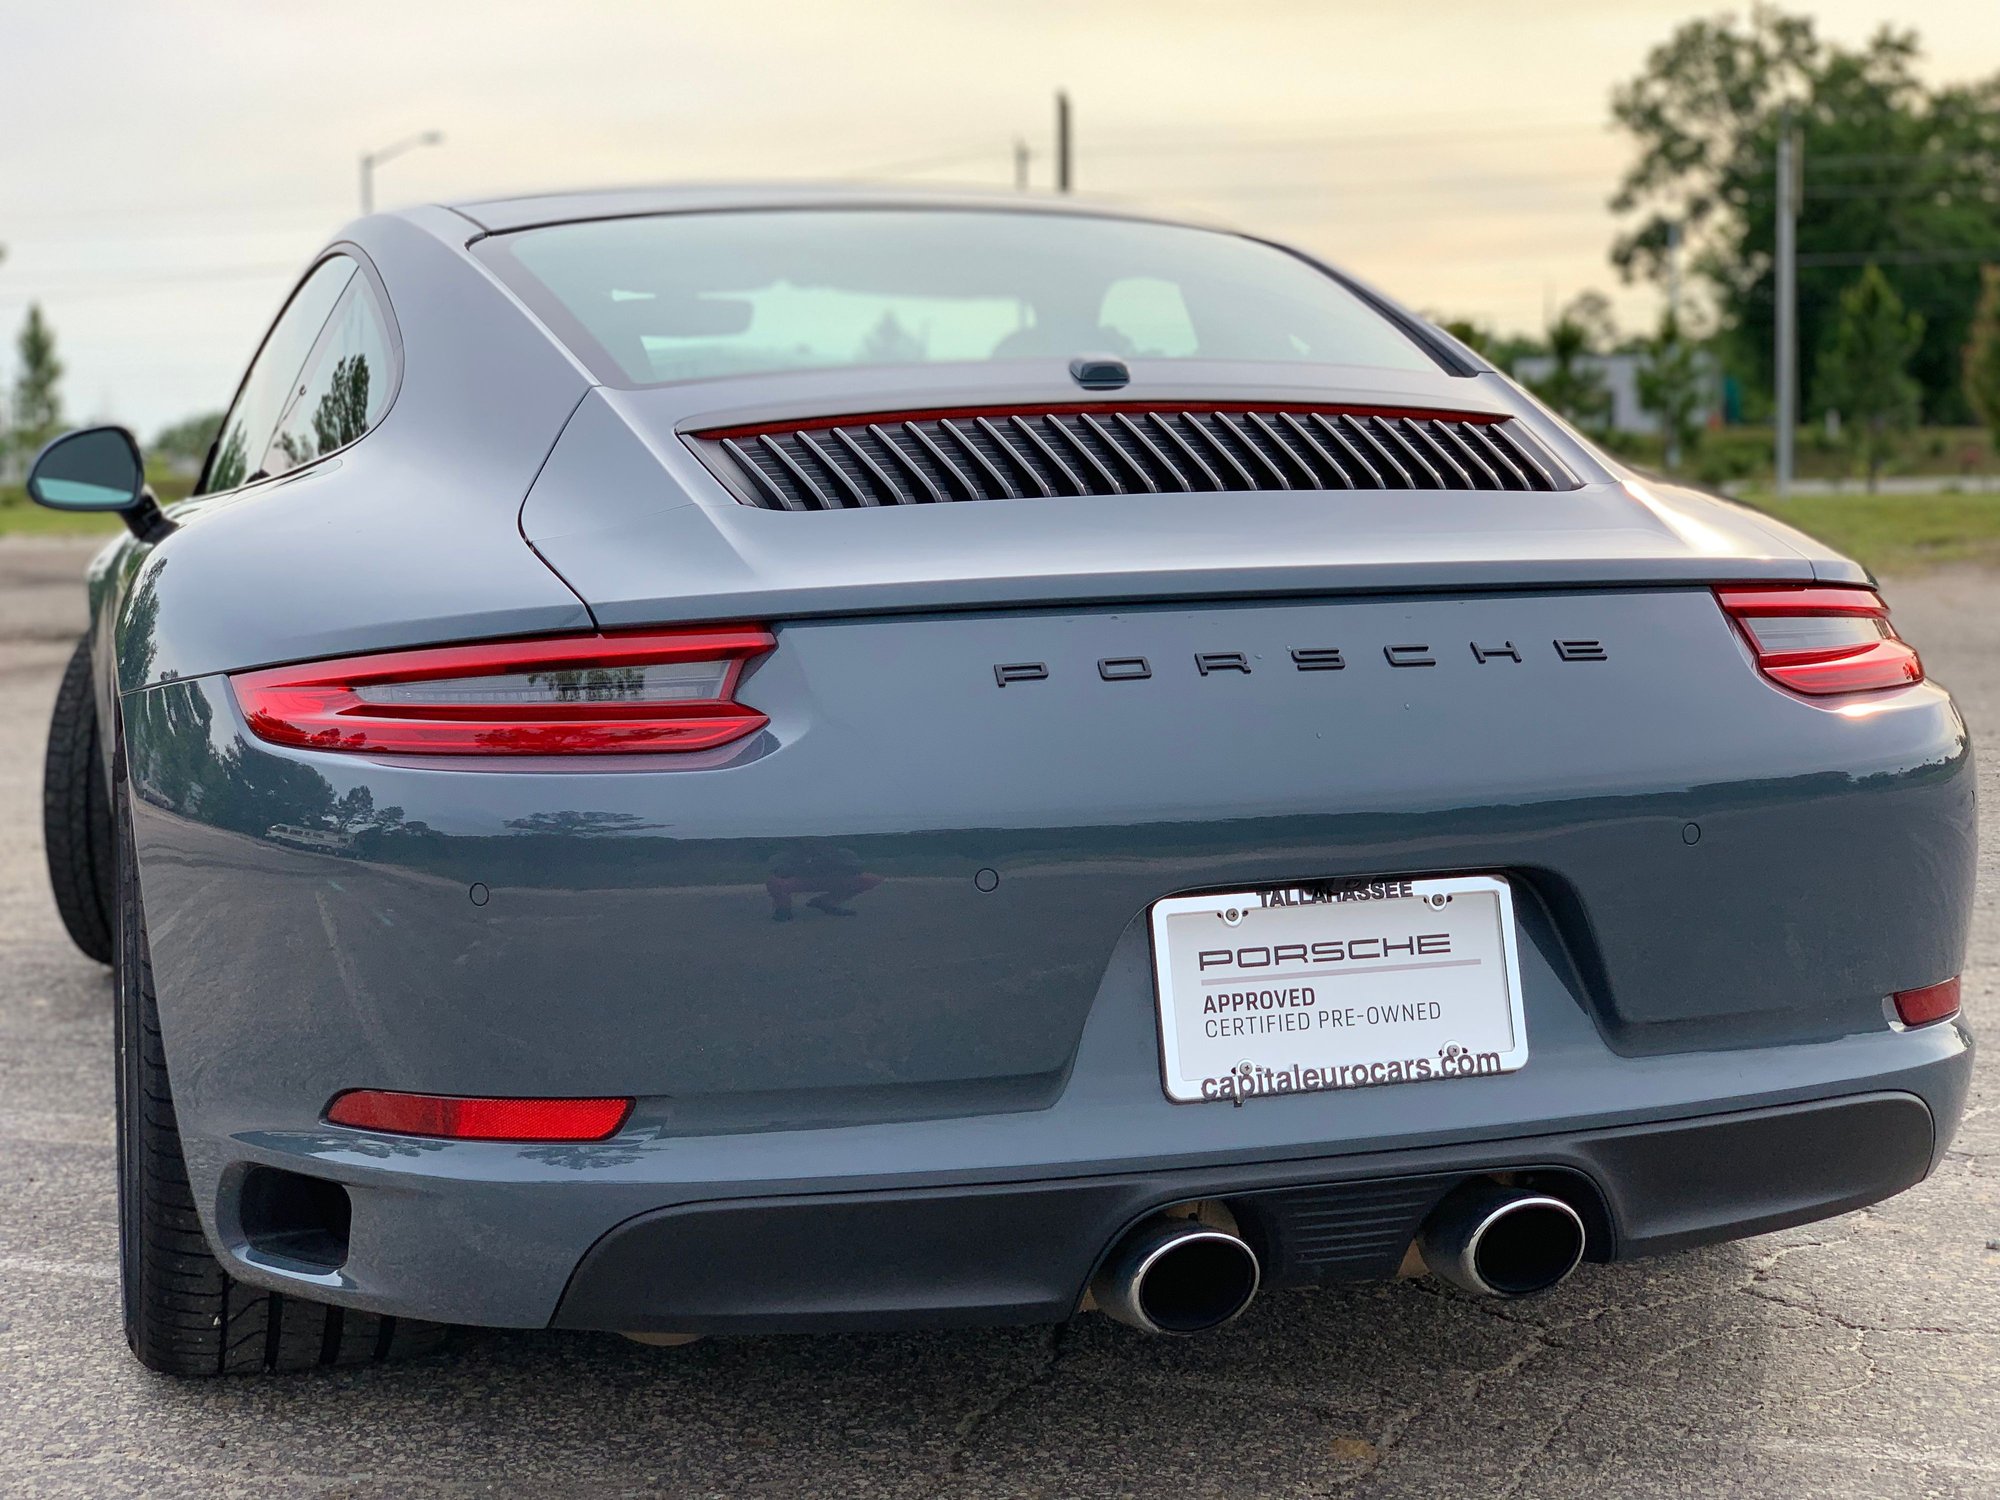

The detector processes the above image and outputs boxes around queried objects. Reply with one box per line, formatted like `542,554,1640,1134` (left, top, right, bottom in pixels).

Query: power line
1173,170,1612,201
0,262,299,303
1743,152,2000,176
1085,119,1606,155
1799,149,2000,168
841,114,1614,183
840,144,1014,179
1797,247,2000,267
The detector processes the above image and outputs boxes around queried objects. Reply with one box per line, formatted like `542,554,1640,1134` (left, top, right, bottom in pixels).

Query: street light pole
1055,91,1072,193
359,130,445,215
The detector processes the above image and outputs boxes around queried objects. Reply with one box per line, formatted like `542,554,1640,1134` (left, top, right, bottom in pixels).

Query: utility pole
1014,138,1031,191
359,130,445,215
1055,91,1072,193
1665,219,1684,472
1774,112,1799,500
1666,220,1683,329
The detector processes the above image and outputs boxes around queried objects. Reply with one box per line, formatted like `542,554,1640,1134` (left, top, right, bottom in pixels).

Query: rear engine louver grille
691,405,1579,511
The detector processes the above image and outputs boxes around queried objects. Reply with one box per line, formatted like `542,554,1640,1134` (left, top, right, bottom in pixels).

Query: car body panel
111,213,593,694
516,379,1854,632
84,184,1974,1335
125,583,1972,1331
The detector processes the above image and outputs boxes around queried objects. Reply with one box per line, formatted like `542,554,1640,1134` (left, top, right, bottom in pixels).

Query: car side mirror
26,426,174,541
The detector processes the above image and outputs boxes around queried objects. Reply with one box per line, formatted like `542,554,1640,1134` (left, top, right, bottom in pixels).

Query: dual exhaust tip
1091,1220,1264,1336
1092,1181,1586,1335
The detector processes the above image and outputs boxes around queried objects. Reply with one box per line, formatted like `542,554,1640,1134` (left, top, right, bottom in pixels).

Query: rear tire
43,636,114,964
114,782,445,1375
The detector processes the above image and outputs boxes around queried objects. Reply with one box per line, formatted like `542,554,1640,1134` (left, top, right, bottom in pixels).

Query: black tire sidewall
43,635,115,963
112,778,145,1351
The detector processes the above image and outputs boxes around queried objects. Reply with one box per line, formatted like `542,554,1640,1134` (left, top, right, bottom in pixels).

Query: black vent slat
1380,418,1443,487
1277,412,1354,489
757,434,835,510
1406,418,1472,488
797,430,872,508
1435,421,1502,490
1215,413,1293,490
1180,412,1260,490
720,437,800,509
701,406,1579,508
1041,414,1119,493
1078,412,1159,494
1113,412,1192,493
1460,422,1530,489
1488,422,1564,490
1148,413,1223,491
1009,415,1089,495
1248,410,1327,488
867,423,945,503
977,417,1055,498
940,418,1023,500
1337,414,1411,487
903,421,981,500
1306,414,1379,487
829,427,902,505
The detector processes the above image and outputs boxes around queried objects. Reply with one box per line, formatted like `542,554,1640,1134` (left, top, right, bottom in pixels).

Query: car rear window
475,209,1434,386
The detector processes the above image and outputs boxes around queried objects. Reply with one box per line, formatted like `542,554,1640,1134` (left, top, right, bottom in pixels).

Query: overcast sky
5,0,1999,436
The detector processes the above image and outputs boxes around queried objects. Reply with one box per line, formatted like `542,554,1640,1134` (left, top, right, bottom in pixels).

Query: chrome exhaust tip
1419,1181,1587,1298
1092,1219,1261,1335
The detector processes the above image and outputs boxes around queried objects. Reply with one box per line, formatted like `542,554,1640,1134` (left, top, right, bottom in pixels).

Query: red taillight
1715,586,1922,696
325,1090,633,1141
232,626,773,755
1892,977,1961,1028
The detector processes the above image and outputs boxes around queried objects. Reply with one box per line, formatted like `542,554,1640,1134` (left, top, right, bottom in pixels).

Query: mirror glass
27,427,145,511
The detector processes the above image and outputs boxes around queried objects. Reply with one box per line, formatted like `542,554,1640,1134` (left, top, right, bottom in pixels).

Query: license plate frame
1148,874,1528,1104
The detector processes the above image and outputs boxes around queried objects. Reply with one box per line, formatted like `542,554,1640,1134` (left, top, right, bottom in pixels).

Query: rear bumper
552,1090,1944,1334
204,1030,1969,1331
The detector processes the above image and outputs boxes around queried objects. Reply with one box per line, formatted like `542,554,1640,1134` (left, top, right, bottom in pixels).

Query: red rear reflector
231,627,773,755
1715,586,1922,696
1892,977,1961,1028
325,1090,633,1141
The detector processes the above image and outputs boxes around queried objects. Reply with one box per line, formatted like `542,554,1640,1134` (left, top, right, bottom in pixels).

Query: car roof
437,181,1223,236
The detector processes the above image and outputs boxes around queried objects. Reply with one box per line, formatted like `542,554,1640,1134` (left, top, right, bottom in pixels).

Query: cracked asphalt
1,536,1994,1498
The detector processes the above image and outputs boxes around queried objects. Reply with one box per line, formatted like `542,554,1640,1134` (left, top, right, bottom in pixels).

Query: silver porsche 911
29,185,1973,1376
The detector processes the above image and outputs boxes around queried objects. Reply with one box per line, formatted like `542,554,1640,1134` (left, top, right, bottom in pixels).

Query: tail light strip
1715,586,1922,696
1892,977,1960,1028
231,627,773,755
326,1090,633,1141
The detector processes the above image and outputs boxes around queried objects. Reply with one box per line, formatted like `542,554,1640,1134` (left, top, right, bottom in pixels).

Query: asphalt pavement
0,535,1994,1498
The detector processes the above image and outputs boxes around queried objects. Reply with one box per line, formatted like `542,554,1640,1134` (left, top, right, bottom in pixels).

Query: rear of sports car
114,198,1974,1360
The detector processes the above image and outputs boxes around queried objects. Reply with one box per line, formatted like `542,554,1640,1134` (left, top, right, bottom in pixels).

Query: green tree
1966,265,2000,452
0,245,9,463
11,302,63,459
309,354,371,454
1610,7,2000,422
1638,311,1707,471
1438,317,1543,372
152,411,225,471
1439,318,1492,357
1525,294,1614,433
1817,265,1923,490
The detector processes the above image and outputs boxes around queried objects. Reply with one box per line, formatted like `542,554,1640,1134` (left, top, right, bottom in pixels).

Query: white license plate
1150,875,1528,1104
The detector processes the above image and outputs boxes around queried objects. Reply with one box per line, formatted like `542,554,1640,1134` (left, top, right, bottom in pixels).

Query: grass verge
0,478,193,538
1743,490,2000,575
6,478,2000,576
